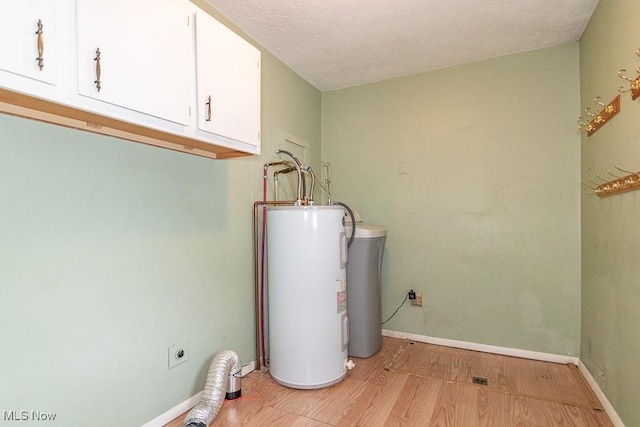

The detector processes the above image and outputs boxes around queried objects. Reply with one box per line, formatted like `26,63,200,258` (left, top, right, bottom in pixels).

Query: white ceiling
205,0,599,91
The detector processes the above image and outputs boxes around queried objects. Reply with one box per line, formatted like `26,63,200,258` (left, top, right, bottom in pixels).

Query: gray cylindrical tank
345,222,387,358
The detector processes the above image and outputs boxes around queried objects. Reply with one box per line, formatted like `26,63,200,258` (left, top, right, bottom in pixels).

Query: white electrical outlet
399,161,409,175
411,292,423,306
168,341,189,368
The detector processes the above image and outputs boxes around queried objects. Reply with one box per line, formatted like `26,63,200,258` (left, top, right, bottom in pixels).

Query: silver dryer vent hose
183,350,242,427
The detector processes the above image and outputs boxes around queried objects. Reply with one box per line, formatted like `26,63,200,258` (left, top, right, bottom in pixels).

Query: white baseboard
382,329,580,365
141,391,204,427
578,361,626,427
141,361,256,427
241,361,257,376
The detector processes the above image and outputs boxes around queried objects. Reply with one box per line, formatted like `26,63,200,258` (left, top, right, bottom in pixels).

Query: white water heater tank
267,205,351,389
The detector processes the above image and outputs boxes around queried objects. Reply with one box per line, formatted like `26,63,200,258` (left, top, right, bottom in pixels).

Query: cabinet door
0,0,59,86
76,0,191,125
195,11,261,148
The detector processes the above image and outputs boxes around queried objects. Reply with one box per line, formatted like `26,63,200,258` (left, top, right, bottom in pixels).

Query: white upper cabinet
75,0,192,125
0,1,261,159
194,10,261,149
0,0,61,93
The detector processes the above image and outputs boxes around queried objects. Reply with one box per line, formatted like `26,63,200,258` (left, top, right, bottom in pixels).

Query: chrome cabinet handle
94,48,101,92
35,19,44,70
206,95,212,121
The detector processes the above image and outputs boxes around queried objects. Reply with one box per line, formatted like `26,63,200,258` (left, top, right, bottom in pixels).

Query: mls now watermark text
3,410,57,421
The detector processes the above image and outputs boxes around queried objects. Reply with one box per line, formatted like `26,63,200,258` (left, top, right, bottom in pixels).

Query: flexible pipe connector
275,149,303,204
183,350,242,427
304,166,316,205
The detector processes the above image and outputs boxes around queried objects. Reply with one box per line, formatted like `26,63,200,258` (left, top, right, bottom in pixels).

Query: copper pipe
253,200,295,369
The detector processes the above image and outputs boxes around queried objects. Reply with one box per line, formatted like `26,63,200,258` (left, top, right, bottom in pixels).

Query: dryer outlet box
169,341,189,368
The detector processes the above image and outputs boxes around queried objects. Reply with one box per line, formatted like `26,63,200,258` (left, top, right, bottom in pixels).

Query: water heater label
336,279,347,314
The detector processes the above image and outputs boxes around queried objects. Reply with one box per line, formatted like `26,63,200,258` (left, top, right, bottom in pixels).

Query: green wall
322,43,582,356
0,6,321,425
580,0,640,425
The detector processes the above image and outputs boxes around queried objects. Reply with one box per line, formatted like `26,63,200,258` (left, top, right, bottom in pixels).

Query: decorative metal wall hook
615,165,634,174
618,69,634,82
576,117,594,134
617,69,640,95
606,169,622,179
592,96,616,115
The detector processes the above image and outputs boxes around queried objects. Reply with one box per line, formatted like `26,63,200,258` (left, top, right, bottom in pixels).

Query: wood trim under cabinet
0,88,252,160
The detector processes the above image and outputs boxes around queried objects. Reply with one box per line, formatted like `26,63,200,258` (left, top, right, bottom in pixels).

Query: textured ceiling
205,0,599,91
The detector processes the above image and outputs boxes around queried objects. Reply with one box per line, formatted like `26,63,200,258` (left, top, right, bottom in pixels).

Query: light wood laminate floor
165,337,612,426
